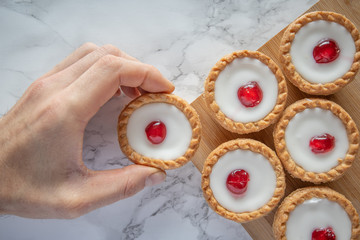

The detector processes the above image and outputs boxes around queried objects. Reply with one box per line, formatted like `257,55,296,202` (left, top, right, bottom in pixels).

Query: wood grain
190,0,360,239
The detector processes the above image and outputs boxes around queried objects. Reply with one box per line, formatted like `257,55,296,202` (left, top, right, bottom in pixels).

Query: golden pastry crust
201,138,286,223
204,50,287,134
118,93,201,170
273,186,360,240
280,11,360,95
273,98,359,183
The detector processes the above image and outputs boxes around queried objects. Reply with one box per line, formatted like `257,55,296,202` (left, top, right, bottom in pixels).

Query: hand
0,43,174,219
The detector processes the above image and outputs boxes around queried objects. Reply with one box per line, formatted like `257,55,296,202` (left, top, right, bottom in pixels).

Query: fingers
65,55,174,121
42,44,141,91
40,42,99,79
121,86,141,98
81,165,166,213
57,44,141,84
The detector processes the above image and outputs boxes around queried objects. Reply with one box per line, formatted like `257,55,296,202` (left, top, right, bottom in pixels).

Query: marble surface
0,0,317,239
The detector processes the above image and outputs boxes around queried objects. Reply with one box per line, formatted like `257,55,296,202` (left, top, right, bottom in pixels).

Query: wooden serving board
190,0,360,239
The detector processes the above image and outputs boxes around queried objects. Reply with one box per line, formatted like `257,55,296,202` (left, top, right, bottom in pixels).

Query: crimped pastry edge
280,11,360,95
118,93,202,170
201,138,286,223
204,50,288,134
273,186,360,240
273,98,360,183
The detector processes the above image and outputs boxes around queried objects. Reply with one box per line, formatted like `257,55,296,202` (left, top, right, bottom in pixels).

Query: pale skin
0,43,174,219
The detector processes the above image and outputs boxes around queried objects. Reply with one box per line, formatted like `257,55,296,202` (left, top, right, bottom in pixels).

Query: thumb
82,165,166,210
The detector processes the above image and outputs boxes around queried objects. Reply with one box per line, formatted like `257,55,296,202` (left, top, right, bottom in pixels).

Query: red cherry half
237,81,263,108
309,133,335,154
313,39,340,64
226,169,250,195
145,120,166,144
312,227,336,240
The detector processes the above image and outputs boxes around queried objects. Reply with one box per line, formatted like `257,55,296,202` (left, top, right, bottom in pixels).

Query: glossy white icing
209,149,276,212
285,107,348,173
214,57,278,123
286,198,352,240
127,103,192,160
290,20,356,83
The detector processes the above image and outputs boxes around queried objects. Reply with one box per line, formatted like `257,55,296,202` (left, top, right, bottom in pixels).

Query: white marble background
0,0,317,239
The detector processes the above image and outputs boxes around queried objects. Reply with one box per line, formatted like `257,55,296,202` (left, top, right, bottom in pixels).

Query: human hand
0,43,174,219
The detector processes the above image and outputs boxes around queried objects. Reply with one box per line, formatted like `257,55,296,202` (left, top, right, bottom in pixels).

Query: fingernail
169,82,175,92
145,171,166,187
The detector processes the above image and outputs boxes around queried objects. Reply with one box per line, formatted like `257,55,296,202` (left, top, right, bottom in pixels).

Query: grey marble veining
0,0,318,239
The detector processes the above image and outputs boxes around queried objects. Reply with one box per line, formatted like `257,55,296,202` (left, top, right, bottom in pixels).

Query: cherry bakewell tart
118,93,201,170
273,187,360,240
201,139,285,222
274,98,359,184
280,11,360,95
204,50,287,134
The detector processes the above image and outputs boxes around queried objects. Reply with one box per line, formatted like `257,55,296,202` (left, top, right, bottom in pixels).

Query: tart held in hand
201,139,285,223
280,11,360,95
274,98,359,183
273,187,360,240
204,50,287,134
118,93,201,170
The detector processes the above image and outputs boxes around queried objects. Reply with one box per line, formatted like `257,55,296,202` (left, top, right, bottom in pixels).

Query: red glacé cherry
312,227,336,240
226,169,250,195
237,81,263,108
313,39,340,64
309,133,335,154
145,120,166,144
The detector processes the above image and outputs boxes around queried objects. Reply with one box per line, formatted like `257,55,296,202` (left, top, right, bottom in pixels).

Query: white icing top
209,149,277,212
286,198,352,240
285,107,349,173
126,103,192,160
290,20,356,84
214,57,278,123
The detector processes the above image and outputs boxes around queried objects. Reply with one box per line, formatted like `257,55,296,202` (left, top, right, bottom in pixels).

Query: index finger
64,55,174,121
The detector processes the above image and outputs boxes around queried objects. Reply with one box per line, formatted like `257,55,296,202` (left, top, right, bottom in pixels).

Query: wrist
0,116,17,217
